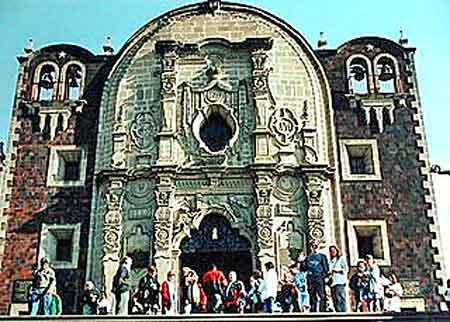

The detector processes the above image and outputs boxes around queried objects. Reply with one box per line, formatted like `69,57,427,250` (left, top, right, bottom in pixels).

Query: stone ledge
2,313,450,322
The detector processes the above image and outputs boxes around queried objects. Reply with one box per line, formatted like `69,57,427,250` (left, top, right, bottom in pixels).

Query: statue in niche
125,225,151,269
279,221,305,266
286,222,305,261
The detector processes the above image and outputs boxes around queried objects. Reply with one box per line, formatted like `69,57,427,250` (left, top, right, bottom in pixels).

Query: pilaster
153,174,175,282
102,178,126,295
254,173,275,265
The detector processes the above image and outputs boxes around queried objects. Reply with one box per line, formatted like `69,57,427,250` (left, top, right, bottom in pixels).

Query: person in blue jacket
298,240,329,312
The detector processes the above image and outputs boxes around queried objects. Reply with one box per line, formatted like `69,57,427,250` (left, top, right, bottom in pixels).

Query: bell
40,79,53,90
378,64,394,81
68,77,79,88
352,66,366,82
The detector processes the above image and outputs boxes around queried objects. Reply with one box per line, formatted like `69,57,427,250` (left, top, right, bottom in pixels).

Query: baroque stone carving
255,175,274,250
126,180,155,206
129,112,158,152
273,174,308,216
103,180,125,257
269,107,300,146
303,174,326,246
172,194,254,241
177,72,253,167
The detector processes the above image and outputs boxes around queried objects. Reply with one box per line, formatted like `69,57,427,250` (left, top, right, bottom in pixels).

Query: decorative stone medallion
129,112,158,151
269,107,300,146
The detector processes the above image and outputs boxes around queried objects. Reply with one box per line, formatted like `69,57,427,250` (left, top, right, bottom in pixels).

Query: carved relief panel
174,40,257,168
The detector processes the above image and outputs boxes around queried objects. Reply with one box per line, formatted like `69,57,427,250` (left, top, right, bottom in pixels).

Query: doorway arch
180,213,253,283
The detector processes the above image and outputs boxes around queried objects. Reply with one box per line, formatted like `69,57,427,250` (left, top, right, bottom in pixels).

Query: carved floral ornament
129,112,158,151
269,107,302,146
104,228,121,254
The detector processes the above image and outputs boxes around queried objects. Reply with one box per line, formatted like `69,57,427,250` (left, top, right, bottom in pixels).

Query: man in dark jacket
137,265,160,315
298,241,329,312
112,256,132,315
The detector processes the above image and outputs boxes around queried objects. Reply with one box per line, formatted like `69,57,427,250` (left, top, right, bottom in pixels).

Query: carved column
102,178,125,295
255,174,275,265
156,41,178,165
304,173,328,248
153,175,174,282
249,39,275,164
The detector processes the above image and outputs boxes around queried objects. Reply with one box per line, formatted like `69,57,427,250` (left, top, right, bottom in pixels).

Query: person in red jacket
202,263,228,313
223,271,246,313
161,271,177,315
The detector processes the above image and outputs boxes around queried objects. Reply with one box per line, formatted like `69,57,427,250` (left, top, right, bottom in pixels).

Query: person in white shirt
262,262,278,313
383,273,403,312
328,245,348,312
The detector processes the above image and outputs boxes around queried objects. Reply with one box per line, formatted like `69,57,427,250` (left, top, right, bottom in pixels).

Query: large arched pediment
95,0,336,171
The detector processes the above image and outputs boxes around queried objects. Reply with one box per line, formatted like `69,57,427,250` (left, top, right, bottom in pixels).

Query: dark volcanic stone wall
0,46,111,314
317,37,443,310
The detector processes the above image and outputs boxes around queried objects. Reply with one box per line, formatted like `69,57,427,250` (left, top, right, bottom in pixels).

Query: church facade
0,0,446,314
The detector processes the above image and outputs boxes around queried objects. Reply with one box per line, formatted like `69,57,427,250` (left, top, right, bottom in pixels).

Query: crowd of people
28,241,408,316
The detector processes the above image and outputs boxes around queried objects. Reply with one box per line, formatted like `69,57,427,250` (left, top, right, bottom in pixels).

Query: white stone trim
31,61,60,101
407,52,447,297
373,53,401,93
9,303,28,316
339,139,382,181
46,145,87,187
38,223,81,269
347,219,391,266
59,61,86,101
346,54,373,94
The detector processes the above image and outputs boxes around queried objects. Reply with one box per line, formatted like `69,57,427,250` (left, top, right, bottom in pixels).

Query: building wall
0,46,111,314
0,1,445,315
317,37,446,309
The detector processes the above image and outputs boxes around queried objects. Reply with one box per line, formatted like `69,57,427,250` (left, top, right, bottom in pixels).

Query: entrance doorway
180,213,253,283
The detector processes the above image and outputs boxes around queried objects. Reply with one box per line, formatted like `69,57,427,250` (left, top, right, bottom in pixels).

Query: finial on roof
207,0,221,14
103,35,114,55
24,38,34,54
317,32,328,49
399,28,408,46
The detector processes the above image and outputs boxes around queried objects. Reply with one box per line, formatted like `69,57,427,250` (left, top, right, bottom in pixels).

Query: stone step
2,313,450,322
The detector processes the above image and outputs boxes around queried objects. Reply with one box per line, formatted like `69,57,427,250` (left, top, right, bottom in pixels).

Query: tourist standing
161,271,177,315
29,257,57,315
202,263,228,313
223,271,246,313
290,262,309,312
262,262,278,313
364,255,383,312
137,265,160,315
112,256,132,315
279,270,299,313
384,273,403,312
247,270,264,313
349,260,368,312
81,281,100,315
184,270,207,313
328,245,348,312
298,241,329,312
48,289,63,316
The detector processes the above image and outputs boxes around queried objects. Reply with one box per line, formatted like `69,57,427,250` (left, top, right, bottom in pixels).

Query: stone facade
0,0,446,315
